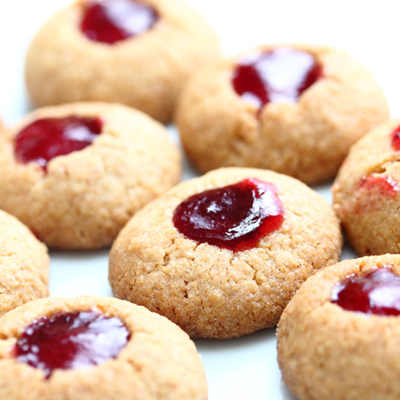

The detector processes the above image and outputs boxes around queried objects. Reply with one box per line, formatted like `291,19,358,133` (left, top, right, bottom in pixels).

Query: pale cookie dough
0,210,49,317
0,296,207,400
0,102,181,249
333,119,400,256
109,167,342,339
25,0,219,123
277,254,400,400
176,44,389,185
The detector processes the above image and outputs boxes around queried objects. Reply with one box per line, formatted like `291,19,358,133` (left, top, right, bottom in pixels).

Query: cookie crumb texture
176,44,389,185
333,119,400,256
25,0,219,123
109,168,342,339
0,210,49,317
0,102,181,249
277,255,400,400
0,296,207,400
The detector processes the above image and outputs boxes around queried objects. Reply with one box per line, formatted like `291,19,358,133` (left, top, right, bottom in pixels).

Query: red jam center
391,124,400,151
173,178,284,252
81,0,159,44
358,175,398,198
232,48,322,111
14,310,131,378
14,116,103,169
331,267,400,316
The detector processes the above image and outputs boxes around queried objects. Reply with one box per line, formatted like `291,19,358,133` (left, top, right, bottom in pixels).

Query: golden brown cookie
0,210,49,317
277,254,400,400
332,119,400,256
109,167,342,339
0,295,207,400
0,102,181,249
176,44,389,185
25,0,219,123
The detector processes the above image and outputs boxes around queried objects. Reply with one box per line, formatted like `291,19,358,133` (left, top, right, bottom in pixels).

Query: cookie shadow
194,327,276,352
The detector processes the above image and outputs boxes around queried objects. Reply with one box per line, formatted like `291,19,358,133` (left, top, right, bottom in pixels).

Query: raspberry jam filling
357,175,399,198
14,310,131,378
81,0,159,44
391,124,400,151
173,178,284,252
14,116,103,170
331,267,400,316
232,48,322,111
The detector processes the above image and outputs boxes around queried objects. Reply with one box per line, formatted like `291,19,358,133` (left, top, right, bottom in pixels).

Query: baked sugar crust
109,167,342,338
0,296,207,400
176,44,389,185
0,102,181,249
277,254,400,400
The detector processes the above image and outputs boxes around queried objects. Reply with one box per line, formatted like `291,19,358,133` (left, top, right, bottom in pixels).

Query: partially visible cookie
0,296,207,400
25,0,219,123
109,167,342,339
176,44,389,185
0,210,49,317
0,102,181,249
277,254,400,400
333,119,400,256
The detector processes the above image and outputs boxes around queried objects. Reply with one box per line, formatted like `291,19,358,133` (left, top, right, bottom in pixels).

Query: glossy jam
14,116,103,169
81,0,159,44
14,310,131,378
232,48,322,111
173,178,284,251
391,124,400,151
332,267,400,316
357,175,398,198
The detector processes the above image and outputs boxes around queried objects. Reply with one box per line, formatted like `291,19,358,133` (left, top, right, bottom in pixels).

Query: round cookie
277,254,400,400
332,119,400,256
109,167,342,339
0,210,49,317
0,102,181,249
175,44,389,185
0,296,207,400
25,0,219,123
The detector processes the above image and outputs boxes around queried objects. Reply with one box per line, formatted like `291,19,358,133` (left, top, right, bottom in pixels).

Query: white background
0,1,399,399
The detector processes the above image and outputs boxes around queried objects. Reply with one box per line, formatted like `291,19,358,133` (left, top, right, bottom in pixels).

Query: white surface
0,1,399,399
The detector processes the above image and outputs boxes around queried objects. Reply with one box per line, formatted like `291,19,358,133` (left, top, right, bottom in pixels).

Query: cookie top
176,44,389,185
0,210,49,317
333,119,400,256
277,254,400,400
0,296,207,400
109,167,342,339
25,0,219,123
0,102,181,249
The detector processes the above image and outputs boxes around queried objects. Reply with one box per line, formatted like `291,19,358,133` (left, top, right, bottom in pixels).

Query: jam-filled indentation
173,178,284,252
391,124,400,151
331,266,400,316
14,310,131,378
232,48,322,112
81,0,159,44
14,115,103,170
357,175,399,198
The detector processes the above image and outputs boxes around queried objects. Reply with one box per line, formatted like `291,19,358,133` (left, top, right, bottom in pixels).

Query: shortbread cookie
176,44,389,185
0,102,181,249
0,210,49,317
277,254,400,400
25,0,219,123
0,296,207,400
333,119,400,256
109,167,342,339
